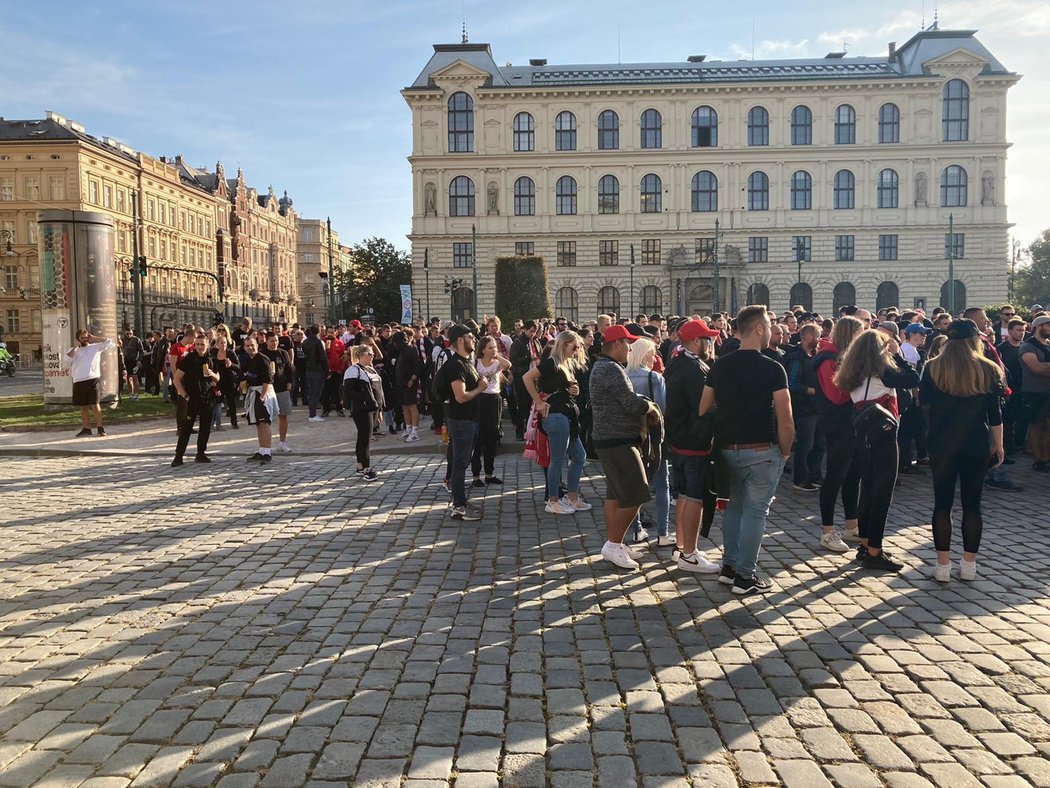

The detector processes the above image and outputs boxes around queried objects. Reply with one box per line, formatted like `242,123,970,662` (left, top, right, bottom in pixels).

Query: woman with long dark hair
921,319,1005,581
834,330,919,571
209,334,241,430
470,335,511,487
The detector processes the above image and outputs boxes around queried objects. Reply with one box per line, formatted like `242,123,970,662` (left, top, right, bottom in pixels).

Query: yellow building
296,218,353,326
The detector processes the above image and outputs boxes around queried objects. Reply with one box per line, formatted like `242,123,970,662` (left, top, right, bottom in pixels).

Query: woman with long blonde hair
834,328,919,572
524,330,591,514
921,320,1005,581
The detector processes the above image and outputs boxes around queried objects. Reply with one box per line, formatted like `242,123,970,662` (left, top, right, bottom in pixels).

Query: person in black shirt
242,336,278,463
231,317,252,351
172,336,219,466
262,332,295,453
439,324,488,521
700,306,794,596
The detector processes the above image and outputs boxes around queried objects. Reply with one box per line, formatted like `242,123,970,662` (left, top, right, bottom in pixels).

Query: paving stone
454,735,501,772
598,755,637,788
501,753,546,787
548,742,593,771
734,750,778,783
634,741,685,775
406,746,454,780
774,759,834,787
505,722,546,754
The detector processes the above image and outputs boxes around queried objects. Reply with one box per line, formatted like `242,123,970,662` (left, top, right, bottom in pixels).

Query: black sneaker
484,476,503,485
75,427,93,438
854,545,867,563
792,482,819,492
260,453,272,464
450,505,481,521
194,455,211,463
1036,462,1050,473
336,410,346,418
472,478,486,488
986,479,1024,492
247,452,265,462
362,469,378,481
170,457,184,467
718,565,736,585
96,427,106,437
732,574,773,596
861,550,904,572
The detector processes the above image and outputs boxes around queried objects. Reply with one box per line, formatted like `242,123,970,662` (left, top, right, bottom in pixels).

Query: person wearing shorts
242,336,278,464
262,331,295,453
67,329,115,438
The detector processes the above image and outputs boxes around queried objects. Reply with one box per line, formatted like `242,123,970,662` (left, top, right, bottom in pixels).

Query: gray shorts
275,390,293,417
596,443,651,509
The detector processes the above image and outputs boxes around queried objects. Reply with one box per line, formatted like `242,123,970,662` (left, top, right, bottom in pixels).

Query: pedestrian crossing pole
471,224,478,320
947,213,956,316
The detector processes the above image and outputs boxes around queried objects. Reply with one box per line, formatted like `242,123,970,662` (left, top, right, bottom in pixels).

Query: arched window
640,109,662,149
877,169,899,208
876,282,899,313
789,282,813,311
555,176,577,215
879,103,900,144
834,104,856,144
790,171,812,210
513,176,535,216
640,174,662,213
833,282,857,315
555,287,579,323
512,112,535,152
597,286,621,316
598,175,620,214
447,92,474,152
791,105,812,145
448,176,475,216
943,79,969,141
687,284,716,315
555,111,577,151
747,171,769,211
598,110,619,150
452,286,473,322
746,283,770,307
747,106,769,146
640,286,662,314
691,106,718,147
833,169,856,209
691,171,718,212
941,165,968,207
941,279,967,313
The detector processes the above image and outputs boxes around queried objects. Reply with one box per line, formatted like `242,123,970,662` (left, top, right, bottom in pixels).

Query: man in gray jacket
590,324,662,569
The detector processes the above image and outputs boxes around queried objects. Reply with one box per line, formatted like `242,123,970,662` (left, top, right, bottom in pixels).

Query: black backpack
429,348,453,403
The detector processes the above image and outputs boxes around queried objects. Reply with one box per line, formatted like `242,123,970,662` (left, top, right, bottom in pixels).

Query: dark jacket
664,350,711,453
302,334,328,374
209,348,241,391
811,346,852,432
783,343,818,418
510,335,534,378
589,354,653,446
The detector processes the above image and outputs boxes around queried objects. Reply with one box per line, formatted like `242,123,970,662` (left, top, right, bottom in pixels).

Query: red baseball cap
602,324,641,343
677,320,721,342
349,319,363,329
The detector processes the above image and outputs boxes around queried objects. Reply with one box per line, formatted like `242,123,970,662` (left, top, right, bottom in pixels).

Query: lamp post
712,218,721,313
470,225,478,320
423,248,430,322
326,217,336,324
1010,237,1019,304
947,213,956,316
629,243,636,318
795,239,808,309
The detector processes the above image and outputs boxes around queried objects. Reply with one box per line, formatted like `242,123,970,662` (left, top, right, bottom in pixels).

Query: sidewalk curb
0,442,523,459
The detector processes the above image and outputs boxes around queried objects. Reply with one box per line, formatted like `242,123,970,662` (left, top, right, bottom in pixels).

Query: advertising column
39,210,118,407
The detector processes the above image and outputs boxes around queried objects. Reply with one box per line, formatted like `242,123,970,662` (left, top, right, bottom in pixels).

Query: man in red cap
590,324,663,570
664,320,722,572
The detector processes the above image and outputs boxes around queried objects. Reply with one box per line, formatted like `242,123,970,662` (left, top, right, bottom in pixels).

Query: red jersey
326,338,348,374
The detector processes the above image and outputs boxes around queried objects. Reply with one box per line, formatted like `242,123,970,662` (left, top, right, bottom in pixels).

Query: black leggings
931,451,987,553
857,427,899,549
820,426,860,526
352,410,373,468
471,393,502,477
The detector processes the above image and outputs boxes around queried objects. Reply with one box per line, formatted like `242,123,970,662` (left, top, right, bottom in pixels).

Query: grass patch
0,393,174,429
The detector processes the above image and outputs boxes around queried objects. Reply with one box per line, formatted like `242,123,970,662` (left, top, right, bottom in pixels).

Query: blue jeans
720,446,785,579
305,370,325,418
631,459,670,537
542,413,585,499
793,415,824,485
447,417,479,508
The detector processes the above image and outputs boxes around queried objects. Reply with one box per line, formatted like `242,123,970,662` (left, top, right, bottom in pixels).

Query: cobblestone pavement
2,451,1050,787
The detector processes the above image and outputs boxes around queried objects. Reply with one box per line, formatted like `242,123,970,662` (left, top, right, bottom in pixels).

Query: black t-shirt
176,350,215,399
443,354,484,421
242,352,273,388
706,349,788,445
920,373,1003,456
537,356,576,416
278,335,292,352
261,347,291,392
232,328,250,350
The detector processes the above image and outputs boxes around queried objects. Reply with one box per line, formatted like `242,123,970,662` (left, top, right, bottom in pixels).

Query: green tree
494,255,552,323
333,237,412,324
1017,229,1050,308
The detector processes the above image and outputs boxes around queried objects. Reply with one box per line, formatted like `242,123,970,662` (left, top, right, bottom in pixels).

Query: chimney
888,41,897,59
687,55,706,63
529,58,547,66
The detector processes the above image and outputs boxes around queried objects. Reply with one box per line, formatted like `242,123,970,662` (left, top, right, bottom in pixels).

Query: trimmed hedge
494,255,553,323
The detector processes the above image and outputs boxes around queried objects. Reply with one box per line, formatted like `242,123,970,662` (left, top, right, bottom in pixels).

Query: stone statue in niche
487,182,499,215
982,173,995,206
915,171,927,208
424,182,436,216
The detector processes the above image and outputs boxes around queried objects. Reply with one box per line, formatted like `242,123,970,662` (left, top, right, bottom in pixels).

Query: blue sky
5,0,1047,257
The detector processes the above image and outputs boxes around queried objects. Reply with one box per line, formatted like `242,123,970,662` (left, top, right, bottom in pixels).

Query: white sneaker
821,531,849,552
404,432,421,443
561,497,593,511
657,535,676,547
545,500,575,515
677,550,720,574
308,416,326,423
842,527,861,543
959,559,977,581
278,442,292,453
630,528,650,543
625,545,645,561
934,561,952,583
601,542,639,570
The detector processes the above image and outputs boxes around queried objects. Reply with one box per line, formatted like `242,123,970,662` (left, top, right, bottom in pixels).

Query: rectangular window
2,220,14,243
793,235,811,262
103,185,112,208
641,239,660,265
147,200,155,221
6,309,20,334
159,238,167,260
695,238,715,265
32,309,41,332
748,237,768,263
88,180,99,204
945,233,965,259
24,177,40,200
835,235,855,262
49,175,65,201
514,242,534,256
0,177,14,201
453,242,472,268
4,266,18,290
599,240,619,266
879,234,898,261
116,189,125,213
159,203,166,225
557,241,576,267
27,221,37,245
118,230,127,253
148,236,156,257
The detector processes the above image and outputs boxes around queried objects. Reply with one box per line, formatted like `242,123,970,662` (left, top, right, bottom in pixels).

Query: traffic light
137,256,148,276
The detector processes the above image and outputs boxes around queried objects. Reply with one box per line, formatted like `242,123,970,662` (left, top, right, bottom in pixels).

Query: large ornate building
296,218,353,327
403,27,1019,321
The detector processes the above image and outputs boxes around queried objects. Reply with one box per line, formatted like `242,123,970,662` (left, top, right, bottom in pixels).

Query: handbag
851,378,897,444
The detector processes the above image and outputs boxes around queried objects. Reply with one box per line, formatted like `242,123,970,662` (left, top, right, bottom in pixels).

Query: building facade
403,28,1019,322
296,218,353,326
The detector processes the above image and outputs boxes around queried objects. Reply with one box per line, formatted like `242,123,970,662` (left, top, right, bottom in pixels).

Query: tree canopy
1017,229,1050,308
332,238,412,324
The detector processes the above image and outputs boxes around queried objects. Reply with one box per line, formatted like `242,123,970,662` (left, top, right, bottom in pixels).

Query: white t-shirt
475,358,502,395
900,342,921,368
850,375,896,405
68,338,115,383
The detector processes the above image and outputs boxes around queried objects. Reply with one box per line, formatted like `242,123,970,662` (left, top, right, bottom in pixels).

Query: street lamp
0,228,14,257
629,243,636,318
422,247,430,322
946,213,956,316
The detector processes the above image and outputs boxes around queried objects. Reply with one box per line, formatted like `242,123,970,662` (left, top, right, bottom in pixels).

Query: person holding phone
172,336,220,466
920,319,1006,582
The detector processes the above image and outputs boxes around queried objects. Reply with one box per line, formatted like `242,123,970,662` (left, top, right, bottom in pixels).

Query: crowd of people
84,297,1050,592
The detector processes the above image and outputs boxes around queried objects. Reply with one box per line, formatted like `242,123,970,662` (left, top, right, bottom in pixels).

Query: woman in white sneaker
344,345,385,480
920,319,1005,582
470,336,511,488
523,331,591,515
624,336,670,545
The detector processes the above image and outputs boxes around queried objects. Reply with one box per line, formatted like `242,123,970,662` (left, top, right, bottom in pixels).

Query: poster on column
400,285,412,323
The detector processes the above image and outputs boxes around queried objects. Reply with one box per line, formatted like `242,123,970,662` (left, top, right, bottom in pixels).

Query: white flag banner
400,285,413,323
